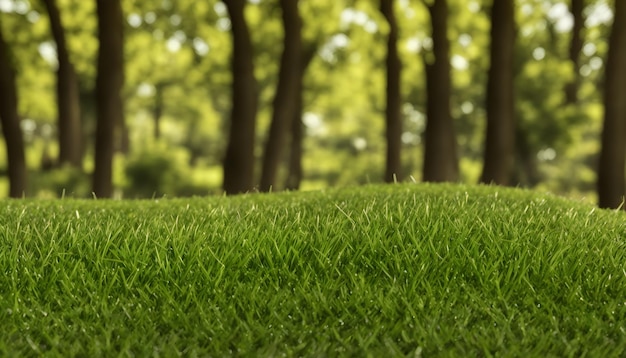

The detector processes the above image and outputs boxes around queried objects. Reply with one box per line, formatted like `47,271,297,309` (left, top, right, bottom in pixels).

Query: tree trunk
153,83,164,140
381,0,402,183
92,0,124,198
597,0,626,209
513,125,540,187
285,95,304,191
284,44,317,191
0,22,27,198
42,0,83,168
222,0,258,195
565,0,584,105
422,0,459,182
480,0,516,185
260,0,302,192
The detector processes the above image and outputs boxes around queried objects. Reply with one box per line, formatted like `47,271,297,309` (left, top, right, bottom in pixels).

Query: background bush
123,142,211,198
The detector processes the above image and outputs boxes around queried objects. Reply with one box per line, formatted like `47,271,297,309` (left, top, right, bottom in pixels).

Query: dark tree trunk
480,0,516,185
116,114,130,154
381,0,402,183
284,44,317,191
260,0,302,192
0,22,27,198
222,0,258,195
513,125,540,187
565,0,584,105
153,83,164,140
42,0,82,168
92,0,124,198
597,0,626,209
285,95,304,191
422,0,459,182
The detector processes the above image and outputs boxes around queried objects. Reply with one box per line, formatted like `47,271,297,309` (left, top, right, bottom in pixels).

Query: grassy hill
1,183,625,356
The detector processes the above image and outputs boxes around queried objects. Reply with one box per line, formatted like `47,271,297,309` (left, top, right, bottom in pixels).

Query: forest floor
1,183,625,356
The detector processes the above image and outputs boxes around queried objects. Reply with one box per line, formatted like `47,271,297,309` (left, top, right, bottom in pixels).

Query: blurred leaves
0,0,614,198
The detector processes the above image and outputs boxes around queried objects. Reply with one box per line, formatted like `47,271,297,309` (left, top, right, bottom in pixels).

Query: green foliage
1,184,625,355
0,0,619,199
28,166,90,198
123,142,209,198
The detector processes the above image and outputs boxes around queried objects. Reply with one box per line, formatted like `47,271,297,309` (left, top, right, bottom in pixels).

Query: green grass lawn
1,183,625,356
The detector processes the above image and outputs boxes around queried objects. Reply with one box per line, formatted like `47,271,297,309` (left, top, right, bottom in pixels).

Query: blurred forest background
0,0,625,208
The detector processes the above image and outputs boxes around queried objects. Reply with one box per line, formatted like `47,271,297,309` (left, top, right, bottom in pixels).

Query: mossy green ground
1,183,625,356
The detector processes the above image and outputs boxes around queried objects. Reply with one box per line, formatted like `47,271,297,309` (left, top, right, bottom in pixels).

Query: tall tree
0,20,27,198
260,0,302,192
597,0,626,209
153,82,165,140
284,43,318,191
222,0,258,195
480,0,516,185
381,0,402,183
285,94,304,191
422,0,459,182
92,0,124,198
565,0,584,104
42,0,83,168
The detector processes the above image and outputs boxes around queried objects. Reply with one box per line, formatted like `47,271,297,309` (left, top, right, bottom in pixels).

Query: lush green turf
1,183,625,356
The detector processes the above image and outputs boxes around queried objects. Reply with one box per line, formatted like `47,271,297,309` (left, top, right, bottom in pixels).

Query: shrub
123,142,208,198
29,166,90,198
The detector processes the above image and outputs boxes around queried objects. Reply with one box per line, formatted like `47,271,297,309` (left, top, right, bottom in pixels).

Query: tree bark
260,0,302,192
597,0,626,209
480,0,516,185
422,0,459,182
0,22,27,198
285,94,304,191
42,0,83,168
92,0,124,198
153,82,164,140
513,125,540,187
565,0,584,105
284,43,317,191
222,0,258,195
381,0,402,183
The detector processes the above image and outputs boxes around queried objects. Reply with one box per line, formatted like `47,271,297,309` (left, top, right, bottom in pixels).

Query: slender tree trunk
260,0,302,192
513,125,540,187
597,0,626,209
381,0,402,183
480,0,516,185
42,0,82,168
222,0,258,195
0,23,27,198
565,0,584,105
153,83,164,140
285,95,304,191
92,0,124,198
422,0,459,182
285,44,317,191
116,113,130,154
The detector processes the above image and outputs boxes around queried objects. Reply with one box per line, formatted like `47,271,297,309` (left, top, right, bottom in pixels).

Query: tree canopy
0,0,621,205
